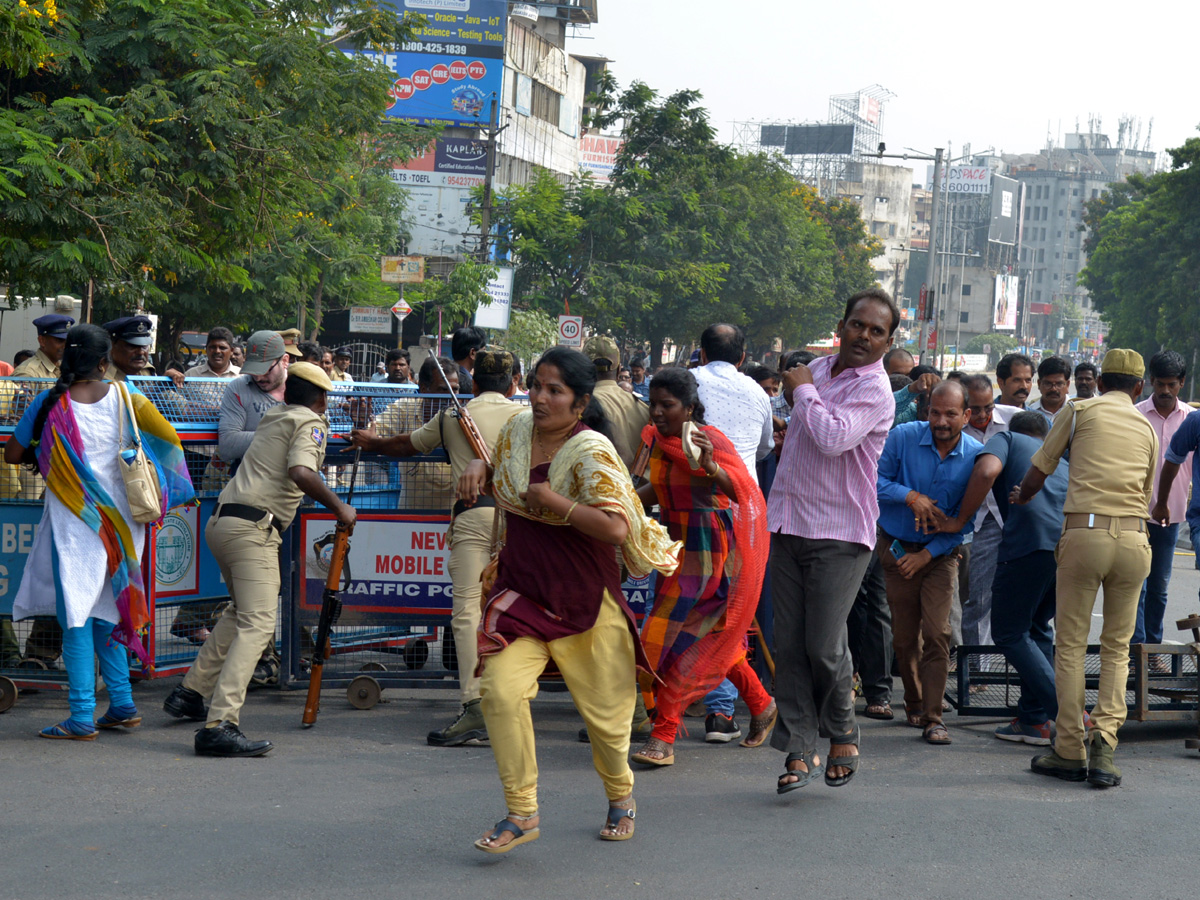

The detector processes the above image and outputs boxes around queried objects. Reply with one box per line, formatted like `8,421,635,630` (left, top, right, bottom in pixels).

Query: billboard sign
392,138,487,189
382,255,425,284
475,266,513,330
988,174,1019,245
350,306,393,334
944,166,992,194
993,274,1019,331
580,135,622,183
347,0,507,128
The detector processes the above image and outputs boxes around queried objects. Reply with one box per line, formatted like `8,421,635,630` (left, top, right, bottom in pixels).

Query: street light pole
921,148,944,363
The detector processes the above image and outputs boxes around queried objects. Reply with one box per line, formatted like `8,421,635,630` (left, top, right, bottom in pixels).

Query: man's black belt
217,502,284,533
452,496,495,518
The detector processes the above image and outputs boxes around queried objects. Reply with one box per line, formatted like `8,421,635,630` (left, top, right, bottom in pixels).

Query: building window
1071,210,1078,218
1037,249,1045,262
1058,209,1064,216
531,82,562,126
1037,271,1044,284
1068,252,1075,260
1057,230,1062,238
962,284,971,295
1053,273,1059,280
889,223,896,237
1072,188,1079,196
1055,252,1061,259
960,311,969,323
1091,189,1099,199
1060,188,1066,196
1041,228,1046,240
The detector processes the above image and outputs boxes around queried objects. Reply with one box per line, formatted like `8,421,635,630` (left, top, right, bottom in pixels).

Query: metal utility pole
922,147,944,364
478,95,499,265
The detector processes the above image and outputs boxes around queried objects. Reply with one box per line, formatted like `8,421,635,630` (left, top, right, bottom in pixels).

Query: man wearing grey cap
101,316,157,381
1014,348,1157,788
582,335,648,470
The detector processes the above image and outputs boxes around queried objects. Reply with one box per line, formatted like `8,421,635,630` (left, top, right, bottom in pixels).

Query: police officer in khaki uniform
101,316,157,381
583,335,649,470
13,314,72,380
351,350,523,746
1013,349,1156,787
163,362,355,757
330,346,353,383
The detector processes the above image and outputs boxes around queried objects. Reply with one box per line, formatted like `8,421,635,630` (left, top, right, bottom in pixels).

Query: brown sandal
923,723,952,745
906,711,923,728
739,700,777,748
863,702,894,720
631,737,675,766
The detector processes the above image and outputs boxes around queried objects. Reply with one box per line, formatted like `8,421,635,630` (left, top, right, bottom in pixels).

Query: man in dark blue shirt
876,381,982,745
940,411,1069,746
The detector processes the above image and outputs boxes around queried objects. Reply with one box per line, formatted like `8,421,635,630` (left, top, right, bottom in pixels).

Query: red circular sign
430,64,450,85
448,60,468,80
391,78,414,101
466,60,487,80
411,69,432,91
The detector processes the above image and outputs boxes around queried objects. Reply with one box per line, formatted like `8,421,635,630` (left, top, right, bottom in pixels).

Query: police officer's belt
1063,514,1145,533
452,495,495,518
216,502,285,534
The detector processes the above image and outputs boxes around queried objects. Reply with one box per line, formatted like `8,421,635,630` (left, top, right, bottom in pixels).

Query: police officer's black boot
194,722,273,758
163,685,208,721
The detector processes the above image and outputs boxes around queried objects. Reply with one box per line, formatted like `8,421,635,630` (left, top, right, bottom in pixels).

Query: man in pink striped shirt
768,287,898,794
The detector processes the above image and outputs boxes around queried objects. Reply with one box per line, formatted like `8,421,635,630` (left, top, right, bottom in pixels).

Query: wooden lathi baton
301,444,361,728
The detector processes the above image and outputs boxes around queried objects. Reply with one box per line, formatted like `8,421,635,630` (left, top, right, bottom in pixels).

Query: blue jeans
53,544,133,726
1133,522,1179,644
990,550,1057,726
705,679,738,716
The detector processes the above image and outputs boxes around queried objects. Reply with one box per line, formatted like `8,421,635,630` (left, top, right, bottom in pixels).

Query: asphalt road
2,557,1199,900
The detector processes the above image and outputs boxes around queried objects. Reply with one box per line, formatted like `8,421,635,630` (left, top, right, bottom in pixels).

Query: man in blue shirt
876,380,982,745
940,411,1069,746
1152,406,1200,595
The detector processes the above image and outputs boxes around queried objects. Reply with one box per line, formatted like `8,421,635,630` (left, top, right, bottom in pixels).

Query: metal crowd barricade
0,375,662,715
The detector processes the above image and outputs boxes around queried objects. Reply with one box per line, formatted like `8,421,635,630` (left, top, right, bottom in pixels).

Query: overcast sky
568,2,1198,184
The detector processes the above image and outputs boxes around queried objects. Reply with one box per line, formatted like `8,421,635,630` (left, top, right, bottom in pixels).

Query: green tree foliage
488,79,879,363
1,0,429,345
964,331,1018,365
402,257,496,330
1079,137,1200,361
499,307,559,373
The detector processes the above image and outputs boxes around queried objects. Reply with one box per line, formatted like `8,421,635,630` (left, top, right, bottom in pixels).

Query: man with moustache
1073,362,1098,400
958,374,1020,649
1029,357,1072,424
1134,351,1192,651
876,380,982,746
770,288,899,792
101,316,157,381
995,353,1034,409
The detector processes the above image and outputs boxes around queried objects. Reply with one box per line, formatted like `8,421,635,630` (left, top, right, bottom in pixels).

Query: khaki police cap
287,360,333,391
1100,348,1145,378
582,334,621,369
277,328,304,357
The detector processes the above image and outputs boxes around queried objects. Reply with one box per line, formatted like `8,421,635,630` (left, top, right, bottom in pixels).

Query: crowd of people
3,290,1199,851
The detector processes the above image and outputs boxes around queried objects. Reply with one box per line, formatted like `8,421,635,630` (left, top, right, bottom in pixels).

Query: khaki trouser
879,536,958,728
480,590,636,818
446,505,493,704
183,514,281,726
1052,522,1151,759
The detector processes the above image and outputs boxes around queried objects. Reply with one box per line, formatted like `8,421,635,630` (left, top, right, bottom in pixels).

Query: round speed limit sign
557,315,583,347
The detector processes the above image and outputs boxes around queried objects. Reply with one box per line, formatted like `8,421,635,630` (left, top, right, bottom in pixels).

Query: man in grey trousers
766,288,899,792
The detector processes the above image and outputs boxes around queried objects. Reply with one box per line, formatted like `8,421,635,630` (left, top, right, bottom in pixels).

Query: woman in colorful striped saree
631,368,773,767
4,324,193,740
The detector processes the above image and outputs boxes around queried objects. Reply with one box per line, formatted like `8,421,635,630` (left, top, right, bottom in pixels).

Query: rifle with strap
432,361,491,468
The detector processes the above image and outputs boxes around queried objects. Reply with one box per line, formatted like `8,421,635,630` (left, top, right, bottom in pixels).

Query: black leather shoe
163,685,208,721
194,722,273,758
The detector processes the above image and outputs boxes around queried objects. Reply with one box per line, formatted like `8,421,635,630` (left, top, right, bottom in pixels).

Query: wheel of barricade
403,640,429,671
360,662,388,672
0,676,17,713
347,675,382,710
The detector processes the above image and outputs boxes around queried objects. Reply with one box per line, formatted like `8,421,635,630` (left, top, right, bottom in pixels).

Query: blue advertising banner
350,0,508,128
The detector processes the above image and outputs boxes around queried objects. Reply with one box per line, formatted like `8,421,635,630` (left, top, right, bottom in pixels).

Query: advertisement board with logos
993,273,1019,331
347,0,507,128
